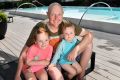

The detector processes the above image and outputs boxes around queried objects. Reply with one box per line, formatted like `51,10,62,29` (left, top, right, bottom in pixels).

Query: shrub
0,11,7,23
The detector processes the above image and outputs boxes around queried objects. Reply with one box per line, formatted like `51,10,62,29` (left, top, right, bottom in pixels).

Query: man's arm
67,28,93,61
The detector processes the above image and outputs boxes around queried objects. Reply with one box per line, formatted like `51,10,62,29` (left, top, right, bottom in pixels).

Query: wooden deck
0,16,120,80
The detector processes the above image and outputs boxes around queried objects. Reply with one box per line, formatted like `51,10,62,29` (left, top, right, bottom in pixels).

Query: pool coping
9,10,120,35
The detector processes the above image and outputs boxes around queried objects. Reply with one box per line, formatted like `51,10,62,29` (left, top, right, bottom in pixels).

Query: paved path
0,16,120,80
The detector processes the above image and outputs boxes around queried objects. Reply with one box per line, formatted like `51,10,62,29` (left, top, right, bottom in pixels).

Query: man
15,2,93,80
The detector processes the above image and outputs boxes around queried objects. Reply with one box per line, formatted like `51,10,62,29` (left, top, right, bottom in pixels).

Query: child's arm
32,45,53,67
27,55,50,67
50,42,63,65
26,45,53,67
48,63,56,70
48,43,63,69
28,60,50,65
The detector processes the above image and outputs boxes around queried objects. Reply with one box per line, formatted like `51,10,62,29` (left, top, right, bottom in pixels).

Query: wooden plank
6,30,27,42
0,39,20,57
3,34,27,57
4,36,23,51
0,43,15,64
92,29,120,42
94,46,120,58
6,31,25,46
87,72,110,80
93,44,120,60
89,62,120,80
96,58,120,72
86,75,96,80
94,69,120,80
93,38,120,56
95,61,120,78
1,16,119,80
94,48,120,62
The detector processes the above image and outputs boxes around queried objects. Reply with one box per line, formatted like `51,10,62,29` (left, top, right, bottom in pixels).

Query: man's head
47,2,64,28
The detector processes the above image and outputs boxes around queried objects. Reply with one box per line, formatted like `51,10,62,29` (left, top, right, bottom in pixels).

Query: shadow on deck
0,51,95,80
0,50,18,80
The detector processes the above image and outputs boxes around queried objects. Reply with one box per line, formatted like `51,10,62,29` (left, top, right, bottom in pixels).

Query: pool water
18,6,120,23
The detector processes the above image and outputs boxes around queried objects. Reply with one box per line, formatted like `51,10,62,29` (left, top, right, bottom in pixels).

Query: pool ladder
78,2,118,26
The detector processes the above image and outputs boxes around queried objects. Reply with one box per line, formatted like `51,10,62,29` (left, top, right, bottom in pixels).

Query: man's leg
78,42,93,80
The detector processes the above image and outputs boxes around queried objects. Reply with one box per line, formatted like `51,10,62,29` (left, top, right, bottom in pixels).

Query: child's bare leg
72,62,82,74
61,64,77,79
48,67,64,80
23,71,37,80
35,69,48,80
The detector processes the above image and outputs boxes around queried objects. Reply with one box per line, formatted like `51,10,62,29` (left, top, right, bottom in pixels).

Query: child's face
63,27,75,42
36,33,49,49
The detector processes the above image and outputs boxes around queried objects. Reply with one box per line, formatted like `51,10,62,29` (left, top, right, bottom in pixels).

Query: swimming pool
9,6,120,34
16,6,120,23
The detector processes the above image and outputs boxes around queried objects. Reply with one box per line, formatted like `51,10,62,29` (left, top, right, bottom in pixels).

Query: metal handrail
78,2,117,26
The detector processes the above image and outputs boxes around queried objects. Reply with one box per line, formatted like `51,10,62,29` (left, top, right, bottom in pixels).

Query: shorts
76,54,81,62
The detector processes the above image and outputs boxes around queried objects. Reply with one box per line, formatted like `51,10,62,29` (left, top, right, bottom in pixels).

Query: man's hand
67,45,79,61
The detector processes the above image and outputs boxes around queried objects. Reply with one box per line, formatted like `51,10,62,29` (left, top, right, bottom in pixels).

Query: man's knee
76,67,82,74
86,42,93,52
28,77,37,80
54,76,63,80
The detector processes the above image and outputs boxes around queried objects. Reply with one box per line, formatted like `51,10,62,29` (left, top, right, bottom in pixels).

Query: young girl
49,21,82,80
24,27,53,80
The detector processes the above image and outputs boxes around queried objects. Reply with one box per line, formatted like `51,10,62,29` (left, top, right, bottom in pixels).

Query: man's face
48,5,63,28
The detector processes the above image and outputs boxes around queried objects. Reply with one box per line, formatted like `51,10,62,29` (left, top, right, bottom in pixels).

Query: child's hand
47,64,55,70
27,68,32,72
14,75,21,80
49,64,55,67
67,45,79,61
